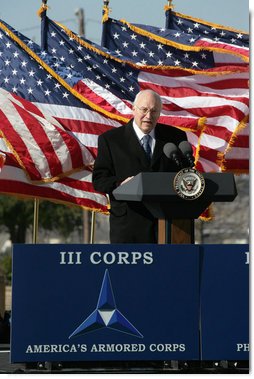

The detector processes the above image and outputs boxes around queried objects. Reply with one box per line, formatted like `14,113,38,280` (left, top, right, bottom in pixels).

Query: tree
0,195,83,243
0,254,12,283
0,196,34,243
38,200,83,241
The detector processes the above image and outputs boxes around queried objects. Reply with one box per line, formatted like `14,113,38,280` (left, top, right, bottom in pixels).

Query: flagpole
32,198,39,244
101,0,110,46
32,0,46,245
39,0,48,51
89,211,96,243
165,0,174,29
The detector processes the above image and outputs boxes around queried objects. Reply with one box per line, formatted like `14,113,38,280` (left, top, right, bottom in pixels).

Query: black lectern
113,172,237,244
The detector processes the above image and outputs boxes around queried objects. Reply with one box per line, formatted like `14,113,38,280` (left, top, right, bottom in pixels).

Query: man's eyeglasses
135,105,160,116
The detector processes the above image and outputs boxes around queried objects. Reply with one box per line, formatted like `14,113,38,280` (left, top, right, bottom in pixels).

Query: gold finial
164,0,174,11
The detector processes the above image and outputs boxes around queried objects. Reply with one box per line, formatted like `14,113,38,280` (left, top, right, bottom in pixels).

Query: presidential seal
173,168,205,200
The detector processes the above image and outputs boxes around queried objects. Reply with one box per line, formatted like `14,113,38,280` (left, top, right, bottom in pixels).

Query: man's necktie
141,134,152,160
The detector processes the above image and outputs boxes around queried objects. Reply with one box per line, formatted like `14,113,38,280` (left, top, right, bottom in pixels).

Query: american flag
102,20,217,69
0,20,125,212
40,15,209,133
103,18,248,68
0,149,108,211
100,15,249,173
163,8,250,173
164,8,249,62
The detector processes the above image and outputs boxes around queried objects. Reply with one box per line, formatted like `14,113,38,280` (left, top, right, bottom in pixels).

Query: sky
0,0,249,46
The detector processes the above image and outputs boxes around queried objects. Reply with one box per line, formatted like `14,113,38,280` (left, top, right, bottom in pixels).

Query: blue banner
200,244,249,360
11,244,200,362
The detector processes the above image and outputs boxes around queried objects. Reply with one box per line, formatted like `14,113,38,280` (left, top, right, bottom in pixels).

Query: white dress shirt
132,121,156,154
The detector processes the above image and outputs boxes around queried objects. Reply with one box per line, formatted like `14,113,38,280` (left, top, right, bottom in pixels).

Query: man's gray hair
133,89,162,107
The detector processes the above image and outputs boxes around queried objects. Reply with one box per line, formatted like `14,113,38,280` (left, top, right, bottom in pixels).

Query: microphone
178,141,195,168
163,142,182,168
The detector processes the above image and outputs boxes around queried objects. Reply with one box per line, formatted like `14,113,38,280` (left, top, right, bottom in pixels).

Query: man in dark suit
92,89,187,243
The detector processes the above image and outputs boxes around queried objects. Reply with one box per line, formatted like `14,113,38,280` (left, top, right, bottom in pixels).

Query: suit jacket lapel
151,128,164,167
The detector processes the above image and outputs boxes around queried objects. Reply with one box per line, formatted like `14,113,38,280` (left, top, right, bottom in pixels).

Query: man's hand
120,176,134,186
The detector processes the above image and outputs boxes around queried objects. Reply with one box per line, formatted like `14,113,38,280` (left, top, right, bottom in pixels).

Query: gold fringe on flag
199,205,214,221
194,122,207,168
102,5,111,23
197,117,207,131
217,114,249,173
173,10,248,35
119,18,249,63
37,4,49,18
56,20,247,78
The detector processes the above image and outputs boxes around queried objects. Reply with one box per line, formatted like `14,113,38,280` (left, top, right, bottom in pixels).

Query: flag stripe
10,101,64,177
0,89,97,182
195,39,249,58
0,151,109,212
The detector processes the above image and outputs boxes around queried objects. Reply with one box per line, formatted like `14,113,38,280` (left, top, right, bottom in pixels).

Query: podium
113,172,237,244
